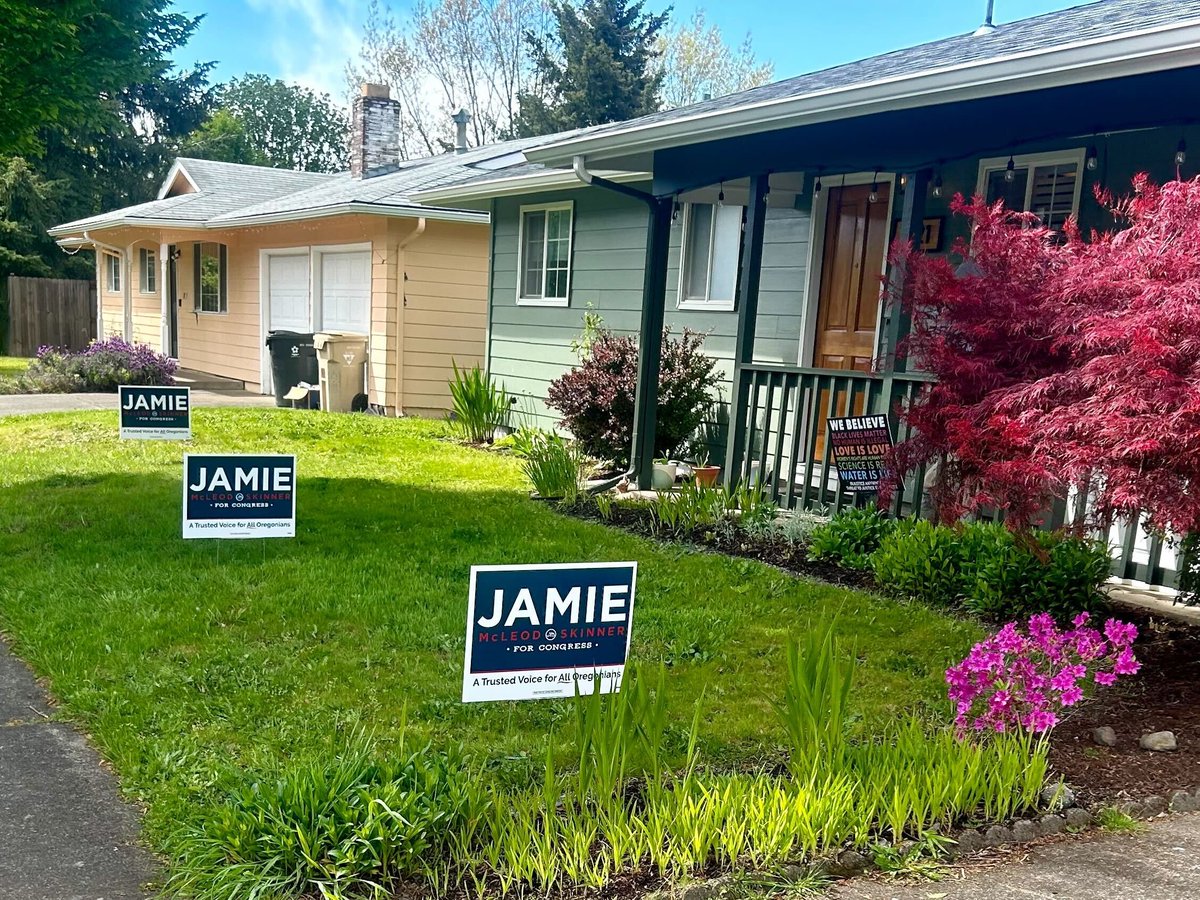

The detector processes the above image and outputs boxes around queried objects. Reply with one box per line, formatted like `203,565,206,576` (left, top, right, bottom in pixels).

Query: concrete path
1,641,157,899
0,390,275,417
831,813,1200,900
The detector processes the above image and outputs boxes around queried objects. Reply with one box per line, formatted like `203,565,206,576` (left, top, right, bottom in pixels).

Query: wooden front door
813,182,891,371
810,182,891,464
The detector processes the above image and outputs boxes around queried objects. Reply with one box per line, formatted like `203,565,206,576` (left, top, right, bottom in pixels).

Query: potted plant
651,457,677,491
689,442,721,488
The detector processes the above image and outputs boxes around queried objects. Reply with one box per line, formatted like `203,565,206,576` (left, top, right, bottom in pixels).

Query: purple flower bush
20,337,177,393
947,612,1140,736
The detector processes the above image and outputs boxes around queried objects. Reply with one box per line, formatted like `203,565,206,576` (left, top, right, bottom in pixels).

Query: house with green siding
417,0,1200,590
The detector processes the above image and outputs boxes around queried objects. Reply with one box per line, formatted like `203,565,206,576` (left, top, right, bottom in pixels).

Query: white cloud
245,0,368,100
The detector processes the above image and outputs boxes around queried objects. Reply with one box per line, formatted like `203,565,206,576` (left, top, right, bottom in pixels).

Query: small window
679,202,742,309
978,151,1084,230
517,203,573,305
193,242,227,313
139,248,157,294
105,253,121,293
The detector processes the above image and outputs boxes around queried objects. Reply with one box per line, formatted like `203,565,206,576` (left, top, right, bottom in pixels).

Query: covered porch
576,64,1200,588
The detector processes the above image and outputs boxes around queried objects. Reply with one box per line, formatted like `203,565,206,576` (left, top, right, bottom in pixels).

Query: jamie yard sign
183,454,296,539
827,414,894,493
463,562,637,703
119,385,191,440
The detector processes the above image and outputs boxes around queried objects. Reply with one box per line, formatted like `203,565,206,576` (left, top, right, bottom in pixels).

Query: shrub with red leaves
887,175,1200,548
546,328,718,464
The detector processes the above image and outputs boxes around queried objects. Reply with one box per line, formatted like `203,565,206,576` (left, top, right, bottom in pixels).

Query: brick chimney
350,83,401,179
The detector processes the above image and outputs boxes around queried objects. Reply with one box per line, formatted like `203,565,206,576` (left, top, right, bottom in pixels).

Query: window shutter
218,244,228,312
193,243,202,310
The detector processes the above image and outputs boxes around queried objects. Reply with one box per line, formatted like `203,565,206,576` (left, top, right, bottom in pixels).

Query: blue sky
173,0,1087,99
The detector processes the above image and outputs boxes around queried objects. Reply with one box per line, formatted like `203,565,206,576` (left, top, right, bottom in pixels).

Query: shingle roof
540,0,1200,150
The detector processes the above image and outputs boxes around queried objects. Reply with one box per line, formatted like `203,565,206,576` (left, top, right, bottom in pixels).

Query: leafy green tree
655,9,773,108
0,0,206,156
180,109,269,166
516,0,668,136
214,75,350,172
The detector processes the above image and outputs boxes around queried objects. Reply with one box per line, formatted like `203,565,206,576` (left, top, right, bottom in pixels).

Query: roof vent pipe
973,0,996,35
452,109,471,154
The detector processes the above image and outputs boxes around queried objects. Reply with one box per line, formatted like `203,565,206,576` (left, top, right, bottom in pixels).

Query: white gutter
411,168,651,204
526,18,1200,166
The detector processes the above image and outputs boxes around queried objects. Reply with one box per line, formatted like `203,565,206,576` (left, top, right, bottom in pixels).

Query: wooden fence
5,275,96,356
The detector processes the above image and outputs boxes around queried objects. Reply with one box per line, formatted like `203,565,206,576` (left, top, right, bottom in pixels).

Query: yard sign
182,454,296,539
462,562,637,703
119,385,191,440
827,414,894,493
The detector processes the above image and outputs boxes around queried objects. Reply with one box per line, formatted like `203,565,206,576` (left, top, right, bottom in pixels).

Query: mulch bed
1049,608,1200,804
559,498,1200,804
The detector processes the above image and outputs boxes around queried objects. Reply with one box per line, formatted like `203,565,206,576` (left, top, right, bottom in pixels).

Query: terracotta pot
693,465,721,487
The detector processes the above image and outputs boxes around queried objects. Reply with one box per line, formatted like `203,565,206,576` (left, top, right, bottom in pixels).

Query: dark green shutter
219,244,228,313
192,243,202,310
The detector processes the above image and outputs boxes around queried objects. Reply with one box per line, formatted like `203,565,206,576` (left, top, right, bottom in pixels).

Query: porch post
723,173,770,487
631,196,674,490
879,169,931,374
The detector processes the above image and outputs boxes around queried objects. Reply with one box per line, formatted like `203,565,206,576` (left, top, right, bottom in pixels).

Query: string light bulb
868,170,880,204
931,172,944,199
1176,138,1188,167
717,182,725,207
813,173,822,196
671,196,681,223
1085,145,1098,171
1004,156,1016,183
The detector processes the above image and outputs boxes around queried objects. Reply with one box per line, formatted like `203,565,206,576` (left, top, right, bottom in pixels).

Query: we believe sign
182,454,296,539
462,562,637,703
119,385,191,439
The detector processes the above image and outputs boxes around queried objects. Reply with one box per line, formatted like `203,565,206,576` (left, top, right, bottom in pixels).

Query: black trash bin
265,331,318,408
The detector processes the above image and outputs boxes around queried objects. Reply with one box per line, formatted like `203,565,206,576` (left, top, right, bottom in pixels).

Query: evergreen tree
516,0,668,136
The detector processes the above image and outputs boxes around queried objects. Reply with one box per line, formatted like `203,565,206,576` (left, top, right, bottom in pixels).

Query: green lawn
0,355,30,381
0,409,981,845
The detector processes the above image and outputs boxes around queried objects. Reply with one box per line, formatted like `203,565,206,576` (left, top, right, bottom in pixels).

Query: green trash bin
265,331,318,408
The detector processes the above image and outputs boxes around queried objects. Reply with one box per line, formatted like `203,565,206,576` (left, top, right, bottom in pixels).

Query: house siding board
488,184,811,430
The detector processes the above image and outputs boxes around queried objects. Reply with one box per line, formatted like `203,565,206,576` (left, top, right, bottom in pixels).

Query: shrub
807,504,894,570
17,337,176,393
448,361,508,443
947,612,1139,734
546,327,719,464
872,518,966,607
521,432,587,502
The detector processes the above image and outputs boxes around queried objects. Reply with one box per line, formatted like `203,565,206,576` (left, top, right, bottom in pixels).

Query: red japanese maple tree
886,175,1200,560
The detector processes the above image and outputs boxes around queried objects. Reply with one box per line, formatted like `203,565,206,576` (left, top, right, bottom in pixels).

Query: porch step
172,368,246,392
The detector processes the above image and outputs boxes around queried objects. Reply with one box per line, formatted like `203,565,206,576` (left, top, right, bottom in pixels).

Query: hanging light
931,172,944,199
1085,145,1098,171
868,170,880,204
1004,156,1016,183
899,174,908,191
717,181,725,207
1176,138,1188,167
671,196,681,223
813,173,823,196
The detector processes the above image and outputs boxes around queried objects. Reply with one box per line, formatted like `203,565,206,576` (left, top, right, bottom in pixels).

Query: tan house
49,86,561,416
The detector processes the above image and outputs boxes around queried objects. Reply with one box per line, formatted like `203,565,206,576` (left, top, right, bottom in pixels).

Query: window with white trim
978,151,1084,230
105,253,121,293
139,248,157,294
679,202,742,309
194,241,227,313
517,202,573,304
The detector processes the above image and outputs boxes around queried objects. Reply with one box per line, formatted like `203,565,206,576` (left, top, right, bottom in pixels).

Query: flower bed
0,337,176,393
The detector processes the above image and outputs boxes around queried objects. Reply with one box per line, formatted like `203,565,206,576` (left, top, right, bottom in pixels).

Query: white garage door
320,251,371,333
268,254,310,331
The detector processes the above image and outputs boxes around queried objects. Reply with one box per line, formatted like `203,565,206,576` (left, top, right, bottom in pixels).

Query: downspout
393,217,426,414
572,156,672,491
83,231,127,339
